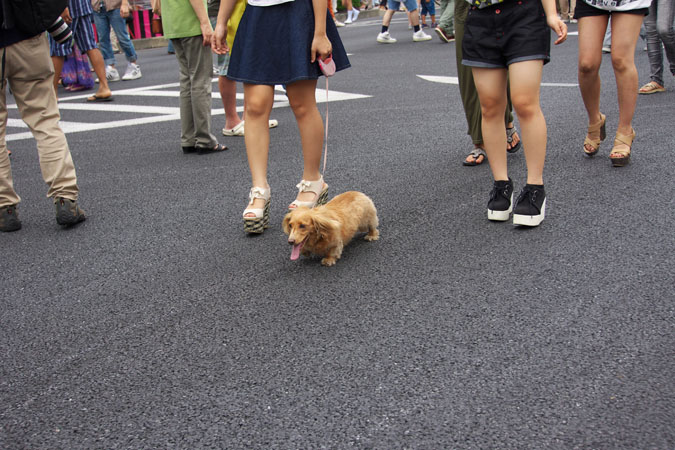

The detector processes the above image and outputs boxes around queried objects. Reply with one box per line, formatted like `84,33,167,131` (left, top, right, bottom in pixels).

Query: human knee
511,97,539,120
610,53,633,73
656,23,675,40
578,59,600,75
246,97,271,118
288,96,315,119
479,99,507,120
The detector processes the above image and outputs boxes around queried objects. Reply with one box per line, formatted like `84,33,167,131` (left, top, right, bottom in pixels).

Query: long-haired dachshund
282,191,379,266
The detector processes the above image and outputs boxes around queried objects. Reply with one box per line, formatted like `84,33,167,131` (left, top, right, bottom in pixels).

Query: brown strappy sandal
609,128,635,167
583,113,606,156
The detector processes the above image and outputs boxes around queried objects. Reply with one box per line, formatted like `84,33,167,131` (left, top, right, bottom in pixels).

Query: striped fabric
49,15,98,56
69,0,94,17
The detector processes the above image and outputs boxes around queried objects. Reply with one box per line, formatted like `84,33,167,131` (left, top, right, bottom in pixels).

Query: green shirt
161,0,206,39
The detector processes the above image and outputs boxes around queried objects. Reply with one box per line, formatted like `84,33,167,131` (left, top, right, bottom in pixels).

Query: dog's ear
282,212,292,235
312,213,340,239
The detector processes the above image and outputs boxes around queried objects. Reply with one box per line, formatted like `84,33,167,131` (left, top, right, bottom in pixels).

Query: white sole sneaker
513,199,546,226
377,33,397,43
487,193,513,221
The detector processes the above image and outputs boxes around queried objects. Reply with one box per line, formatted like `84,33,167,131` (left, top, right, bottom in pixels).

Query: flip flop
506,126,521,153
463,147,487,166
87,94,114,102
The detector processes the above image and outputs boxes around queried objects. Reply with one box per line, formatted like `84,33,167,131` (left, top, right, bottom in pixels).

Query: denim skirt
227,0,351,85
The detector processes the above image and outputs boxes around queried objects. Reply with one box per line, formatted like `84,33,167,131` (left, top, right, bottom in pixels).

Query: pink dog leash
318,55,335,176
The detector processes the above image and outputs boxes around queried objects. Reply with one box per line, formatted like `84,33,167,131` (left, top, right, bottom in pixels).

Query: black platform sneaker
513,184,546,227
487,179,513,221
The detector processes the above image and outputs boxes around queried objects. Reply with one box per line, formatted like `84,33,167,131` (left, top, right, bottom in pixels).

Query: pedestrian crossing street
4,81,371,142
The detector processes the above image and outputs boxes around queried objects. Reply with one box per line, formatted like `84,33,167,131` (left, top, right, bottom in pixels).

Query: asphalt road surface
1,16,674,449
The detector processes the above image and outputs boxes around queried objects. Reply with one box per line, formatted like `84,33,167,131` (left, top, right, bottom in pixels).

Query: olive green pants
454,0,514,146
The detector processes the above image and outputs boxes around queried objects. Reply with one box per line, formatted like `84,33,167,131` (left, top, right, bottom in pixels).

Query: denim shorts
573,0,648,19
388,0,419,13
462,0,551,68
421,0,436,15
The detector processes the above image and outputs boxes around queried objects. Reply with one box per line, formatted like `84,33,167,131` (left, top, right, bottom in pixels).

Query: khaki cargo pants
0,33,79,208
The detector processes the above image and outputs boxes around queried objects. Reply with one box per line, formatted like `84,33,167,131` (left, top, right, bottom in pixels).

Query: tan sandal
583,113,606,156
638,81,665,94
609,128,635,167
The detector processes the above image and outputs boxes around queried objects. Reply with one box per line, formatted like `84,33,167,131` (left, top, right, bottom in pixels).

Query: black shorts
573,0,648,19
462,0,551,68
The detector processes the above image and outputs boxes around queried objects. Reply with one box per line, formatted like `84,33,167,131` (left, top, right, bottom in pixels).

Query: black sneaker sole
513,199,546,227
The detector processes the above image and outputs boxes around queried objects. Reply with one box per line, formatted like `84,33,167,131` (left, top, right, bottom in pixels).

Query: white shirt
583,0,651,11
248,0,293,6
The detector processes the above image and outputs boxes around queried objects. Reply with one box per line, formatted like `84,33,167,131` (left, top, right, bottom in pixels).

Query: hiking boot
487,179,513,222
0,204,21,232
513,184,546,226
54,197,86,226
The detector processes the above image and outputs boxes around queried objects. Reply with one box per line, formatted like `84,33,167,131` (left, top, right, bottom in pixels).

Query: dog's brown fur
282,191,379,266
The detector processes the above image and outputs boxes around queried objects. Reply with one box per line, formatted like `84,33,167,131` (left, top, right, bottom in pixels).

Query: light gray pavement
1,16,674,449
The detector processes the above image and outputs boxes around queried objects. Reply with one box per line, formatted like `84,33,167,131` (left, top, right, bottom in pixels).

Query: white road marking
418,75,578,87
5,83,370,142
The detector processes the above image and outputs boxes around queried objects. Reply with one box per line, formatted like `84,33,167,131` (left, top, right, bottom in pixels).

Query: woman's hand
547,14,567,45
212,23,230,54
311,34,332,63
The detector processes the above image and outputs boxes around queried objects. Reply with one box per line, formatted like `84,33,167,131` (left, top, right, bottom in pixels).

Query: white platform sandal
288,176,328,210
243,187,271,233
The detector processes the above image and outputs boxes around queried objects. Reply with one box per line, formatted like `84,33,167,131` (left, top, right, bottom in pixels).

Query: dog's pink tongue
290,243,303,261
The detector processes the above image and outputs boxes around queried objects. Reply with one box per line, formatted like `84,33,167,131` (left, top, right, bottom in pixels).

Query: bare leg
382,8,396,27
508,60,546,185
243,83,274,215
85,48,112,98
472,67,509,181
410,8,421,27
578,15,609,132
610,13,643,139
286,79,326,204
51,56,65,97
219,76,242,130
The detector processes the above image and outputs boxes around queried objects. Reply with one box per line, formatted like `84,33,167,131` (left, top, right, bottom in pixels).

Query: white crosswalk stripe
5,81,370,142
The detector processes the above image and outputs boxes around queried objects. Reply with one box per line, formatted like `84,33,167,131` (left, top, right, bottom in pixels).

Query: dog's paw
364,230,380,241
321,257,337,266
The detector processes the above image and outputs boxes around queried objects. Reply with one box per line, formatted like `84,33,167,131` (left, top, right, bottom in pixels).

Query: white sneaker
377,31,397,43
413,29,432,42
122,63,142,81
334,20,345,27
106,65,120,82
344,18,352,24
352,9,360,21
